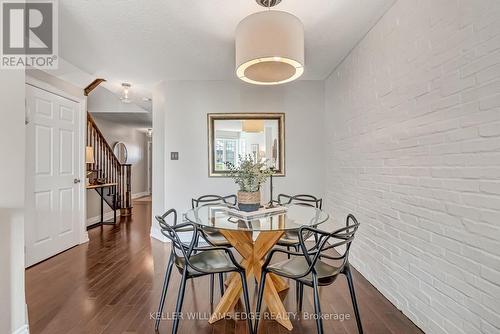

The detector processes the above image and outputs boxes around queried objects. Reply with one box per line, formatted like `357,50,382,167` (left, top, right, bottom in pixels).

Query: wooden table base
208,230,293,330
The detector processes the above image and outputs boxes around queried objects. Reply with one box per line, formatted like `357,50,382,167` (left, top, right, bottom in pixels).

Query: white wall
152,80,325,240
325,0,500,333
0,70,28,334
86,115,149,224
152,84,167,240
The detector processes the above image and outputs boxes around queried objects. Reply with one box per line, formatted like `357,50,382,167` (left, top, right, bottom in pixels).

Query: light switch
171,152,179,160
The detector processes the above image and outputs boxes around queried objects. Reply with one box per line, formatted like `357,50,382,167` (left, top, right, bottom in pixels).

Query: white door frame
25,75,89,246
147,140,152,195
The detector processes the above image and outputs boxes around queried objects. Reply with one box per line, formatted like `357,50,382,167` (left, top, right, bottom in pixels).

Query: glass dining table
185,204,330,330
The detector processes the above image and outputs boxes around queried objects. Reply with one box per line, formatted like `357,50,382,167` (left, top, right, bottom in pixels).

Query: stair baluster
86,112,133,216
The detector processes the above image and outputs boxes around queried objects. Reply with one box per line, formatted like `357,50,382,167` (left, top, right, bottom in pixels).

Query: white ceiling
91,112,152,129
59,0,395,92
87,86,151,113
87,86,152,126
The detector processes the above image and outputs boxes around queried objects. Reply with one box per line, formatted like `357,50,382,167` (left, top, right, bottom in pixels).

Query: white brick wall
324,0,500,333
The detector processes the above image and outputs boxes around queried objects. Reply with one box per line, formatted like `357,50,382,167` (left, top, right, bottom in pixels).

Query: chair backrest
278,193,323,209
156,207,178,226
155,209,197,261
298,214,359,276
156,209,235,275
191,194,237,209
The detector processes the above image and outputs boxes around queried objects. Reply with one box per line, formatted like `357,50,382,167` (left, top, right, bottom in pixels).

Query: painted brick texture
324,0,500,333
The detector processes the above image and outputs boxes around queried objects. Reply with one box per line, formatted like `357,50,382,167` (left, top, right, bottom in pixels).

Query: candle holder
267,167,277,208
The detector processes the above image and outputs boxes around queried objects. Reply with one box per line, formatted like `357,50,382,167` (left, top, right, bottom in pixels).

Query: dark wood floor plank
25,199,423,334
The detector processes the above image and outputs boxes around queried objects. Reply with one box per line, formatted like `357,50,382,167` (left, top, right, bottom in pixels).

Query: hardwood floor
26,199,423,334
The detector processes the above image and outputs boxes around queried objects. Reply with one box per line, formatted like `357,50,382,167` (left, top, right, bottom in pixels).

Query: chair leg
209,274,214,305
345,266,363,334
192,233,199,255
295,279,303,311
172,269,188,334
286,245,291,259
298,282,304,312
155,255,174,331
255,270,268,334
295,280,300,307
312,274,324,334
218,273,225,297
239,271,254,334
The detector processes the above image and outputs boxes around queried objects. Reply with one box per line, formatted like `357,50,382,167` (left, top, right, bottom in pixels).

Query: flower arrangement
225,155,274,192
225,155,275,212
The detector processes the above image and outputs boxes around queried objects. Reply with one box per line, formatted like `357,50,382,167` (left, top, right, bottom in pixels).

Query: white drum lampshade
242,119,264,132
236,11,304,85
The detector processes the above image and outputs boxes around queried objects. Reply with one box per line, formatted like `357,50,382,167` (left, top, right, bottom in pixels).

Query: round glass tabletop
185,204,329,232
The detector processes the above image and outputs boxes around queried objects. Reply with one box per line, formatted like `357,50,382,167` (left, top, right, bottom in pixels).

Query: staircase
87,112,132,216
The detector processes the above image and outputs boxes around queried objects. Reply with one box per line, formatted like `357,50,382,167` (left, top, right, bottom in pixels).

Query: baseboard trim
132,191,150,199
150,228,170,243
12,324,29,334
80,231,89,244
86,210,120,226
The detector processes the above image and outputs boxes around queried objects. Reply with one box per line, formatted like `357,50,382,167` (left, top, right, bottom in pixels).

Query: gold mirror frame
207,113,285,177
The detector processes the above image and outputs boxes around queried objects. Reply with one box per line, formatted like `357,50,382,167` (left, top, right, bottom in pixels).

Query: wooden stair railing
87,112,132,216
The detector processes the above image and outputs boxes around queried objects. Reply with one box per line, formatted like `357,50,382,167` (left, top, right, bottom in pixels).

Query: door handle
74,178,81,184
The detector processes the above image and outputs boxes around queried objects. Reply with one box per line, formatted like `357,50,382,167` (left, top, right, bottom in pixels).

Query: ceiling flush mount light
120,83,131,103
235,1,304,85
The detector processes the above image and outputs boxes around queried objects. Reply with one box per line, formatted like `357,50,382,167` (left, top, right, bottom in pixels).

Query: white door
25,84,81,267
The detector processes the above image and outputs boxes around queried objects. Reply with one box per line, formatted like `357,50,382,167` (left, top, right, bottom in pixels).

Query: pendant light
235,0,304,85
242,119,265,132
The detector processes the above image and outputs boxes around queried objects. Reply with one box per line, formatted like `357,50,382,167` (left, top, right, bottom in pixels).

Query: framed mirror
208,113,285,177
113,142,128,164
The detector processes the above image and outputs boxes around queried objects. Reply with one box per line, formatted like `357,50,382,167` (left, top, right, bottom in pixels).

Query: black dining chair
276,194,323,258
255,214,363,334
191,194,237,210
191,194,236,304
155,209,253,334
277,194,323,209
